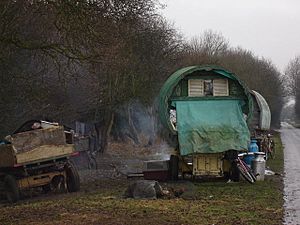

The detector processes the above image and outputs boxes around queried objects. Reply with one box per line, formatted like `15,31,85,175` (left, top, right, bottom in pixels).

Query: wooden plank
16,144,74,164
7,126,66,153
127,173,144,178
0,144,16,167
213,79,229,96
188,79,204,97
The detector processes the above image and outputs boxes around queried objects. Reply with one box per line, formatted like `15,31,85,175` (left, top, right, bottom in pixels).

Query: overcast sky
160,0,300,72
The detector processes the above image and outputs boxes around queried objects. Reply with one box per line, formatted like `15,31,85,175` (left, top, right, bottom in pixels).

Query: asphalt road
281,122,300,224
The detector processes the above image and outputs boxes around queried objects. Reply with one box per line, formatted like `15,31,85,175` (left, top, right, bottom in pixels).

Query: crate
192,153,223,176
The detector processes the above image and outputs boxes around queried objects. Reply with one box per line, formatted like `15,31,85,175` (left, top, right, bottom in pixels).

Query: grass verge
0,135,284,225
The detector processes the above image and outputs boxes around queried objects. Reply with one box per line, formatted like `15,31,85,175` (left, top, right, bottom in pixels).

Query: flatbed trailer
0,121,80,203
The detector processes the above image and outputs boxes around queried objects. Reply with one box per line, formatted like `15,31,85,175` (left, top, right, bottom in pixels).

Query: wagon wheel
42,184,51,193
4,175,20,203
169,155,179,180
65,162,80,192
230,161,240,182
236,161,256,184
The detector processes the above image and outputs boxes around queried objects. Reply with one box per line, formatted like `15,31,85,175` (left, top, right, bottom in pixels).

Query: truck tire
42,184,51,193
4,175,20,203
169,155,179,180
65,163,80,192
230,162,240,182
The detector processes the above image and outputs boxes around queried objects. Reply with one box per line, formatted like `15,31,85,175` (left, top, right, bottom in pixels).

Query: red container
143,160,170,181
143,170,170,181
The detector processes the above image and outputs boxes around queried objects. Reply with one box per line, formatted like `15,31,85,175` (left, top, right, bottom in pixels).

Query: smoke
112,100,160,146
111,99,177,160
72,99,177,179
152,142,175,161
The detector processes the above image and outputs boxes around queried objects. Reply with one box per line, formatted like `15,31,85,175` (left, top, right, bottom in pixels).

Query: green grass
0,135,284,225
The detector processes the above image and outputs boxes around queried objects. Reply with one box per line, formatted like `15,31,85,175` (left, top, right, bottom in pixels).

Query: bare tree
190,30,229,56
0,0,183,152
180,32,284,128
284,56,300,95
220,48,284,127
284,56,300,118
183,30,229,65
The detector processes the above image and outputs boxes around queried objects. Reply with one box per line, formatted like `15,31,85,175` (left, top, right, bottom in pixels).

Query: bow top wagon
154,65,271,180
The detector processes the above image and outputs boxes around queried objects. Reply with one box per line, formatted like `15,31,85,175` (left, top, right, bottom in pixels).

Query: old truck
152,65,271,180
0,120,80,202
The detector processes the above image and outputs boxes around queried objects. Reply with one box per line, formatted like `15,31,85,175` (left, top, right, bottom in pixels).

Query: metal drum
252,152,266,181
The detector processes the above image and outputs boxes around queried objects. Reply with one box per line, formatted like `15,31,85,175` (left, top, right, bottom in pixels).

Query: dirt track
281,122,300,224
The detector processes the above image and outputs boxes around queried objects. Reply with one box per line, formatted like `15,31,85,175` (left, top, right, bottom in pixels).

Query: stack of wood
0,125,75,167
6,126,66,153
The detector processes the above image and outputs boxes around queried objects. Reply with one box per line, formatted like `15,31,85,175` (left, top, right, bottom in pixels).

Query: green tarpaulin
175,100,250,155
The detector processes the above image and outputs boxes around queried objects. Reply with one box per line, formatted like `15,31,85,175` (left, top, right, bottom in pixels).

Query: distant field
0,135,284,225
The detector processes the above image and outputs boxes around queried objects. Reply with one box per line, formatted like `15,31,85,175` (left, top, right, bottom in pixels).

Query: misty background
161,0,300,72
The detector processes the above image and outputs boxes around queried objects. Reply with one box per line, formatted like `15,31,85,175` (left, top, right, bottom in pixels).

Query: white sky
160,0,300,72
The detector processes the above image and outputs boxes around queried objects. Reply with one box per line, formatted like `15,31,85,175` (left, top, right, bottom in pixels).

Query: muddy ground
0,141,284,225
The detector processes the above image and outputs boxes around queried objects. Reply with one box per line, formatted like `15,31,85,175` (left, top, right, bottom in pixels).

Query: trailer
249,90,271,134
155,65,257,180
0,120,80,202
249,90,273,159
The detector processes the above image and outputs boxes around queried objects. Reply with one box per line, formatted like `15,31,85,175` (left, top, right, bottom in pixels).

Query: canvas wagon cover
175,100,250,155
251,90,271,130
159,65,253,134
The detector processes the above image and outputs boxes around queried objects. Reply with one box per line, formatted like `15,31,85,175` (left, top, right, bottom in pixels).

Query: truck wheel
4,175,20,203
230,162,240,182
170,155,179,180
42,184,51,193
65,163,80,192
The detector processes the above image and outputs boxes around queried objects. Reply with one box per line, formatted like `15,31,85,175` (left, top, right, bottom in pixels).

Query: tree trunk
94,109,115,153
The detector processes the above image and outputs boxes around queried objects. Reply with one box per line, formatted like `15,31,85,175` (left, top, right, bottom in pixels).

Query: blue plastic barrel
244,139,259,167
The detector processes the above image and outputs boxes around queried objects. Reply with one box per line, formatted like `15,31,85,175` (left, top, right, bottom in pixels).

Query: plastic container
252,152,266,181
244,139,259,168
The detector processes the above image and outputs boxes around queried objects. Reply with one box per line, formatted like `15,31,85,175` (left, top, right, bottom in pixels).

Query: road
281,122,300,224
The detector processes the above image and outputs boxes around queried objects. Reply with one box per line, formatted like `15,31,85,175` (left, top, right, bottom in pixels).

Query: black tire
230,162,240,182
88,156,97,170
42,184,51,193
4,175,20,203
236,162,256,184
224,151,240,181
65,163,80,192
169,155,179,180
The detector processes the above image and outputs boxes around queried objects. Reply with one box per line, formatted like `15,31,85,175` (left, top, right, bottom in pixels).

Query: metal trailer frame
0,153,80,203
